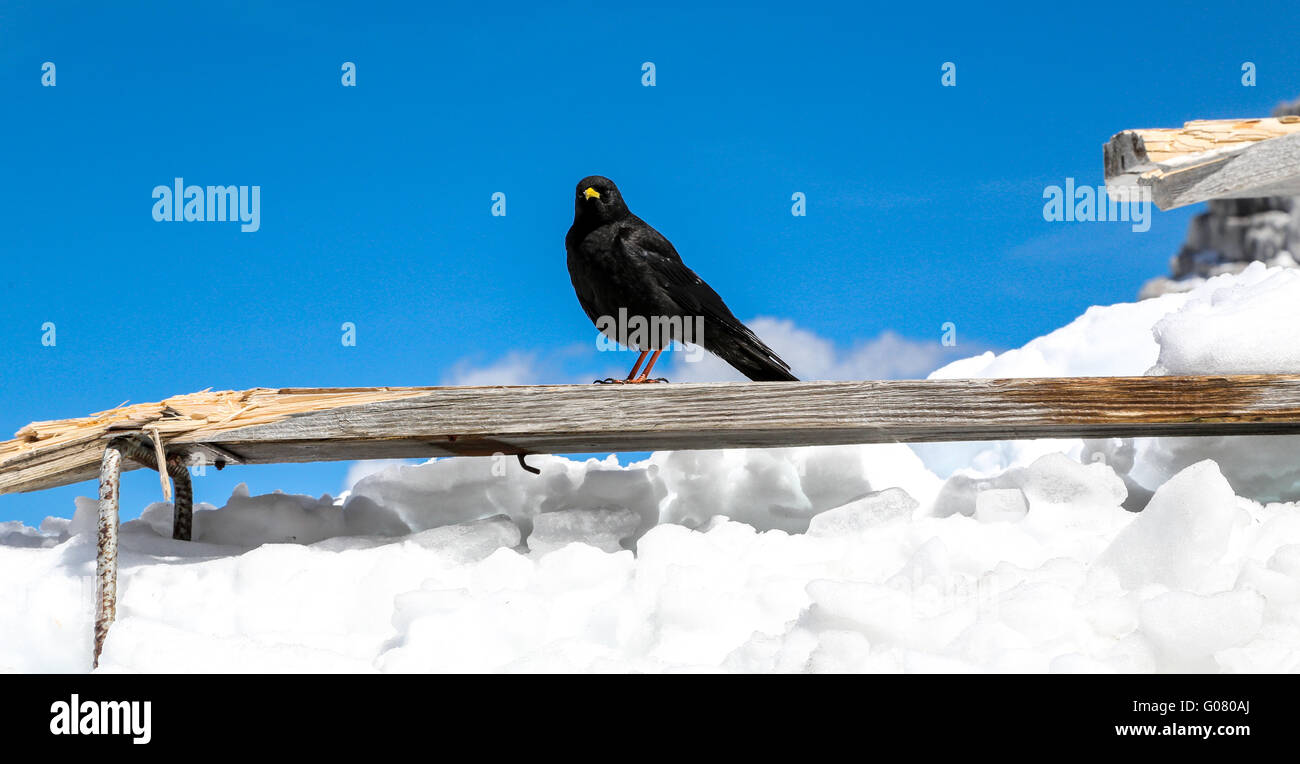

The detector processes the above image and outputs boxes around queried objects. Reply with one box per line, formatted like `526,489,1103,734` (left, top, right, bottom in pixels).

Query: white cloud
442,351,550,386
663,317,982,382
441,344,633,386
440,319,985,386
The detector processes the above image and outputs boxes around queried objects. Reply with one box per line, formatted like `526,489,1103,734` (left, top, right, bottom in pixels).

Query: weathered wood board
1104,116,1300,209
4,376,1300,496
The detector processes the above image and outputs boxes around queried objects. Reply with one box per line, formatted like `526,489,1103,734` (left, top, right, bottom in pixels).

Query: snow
1097,460,1248,592
1149,264,1300,375
919,262,1300,504
3,265,1300,673
1139,590,1267,673
974,489,1028,523
807,488,919,535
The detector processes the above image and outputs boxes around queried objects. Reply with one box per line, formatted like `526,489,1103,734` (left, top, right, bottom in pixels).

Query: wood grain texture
4,376,1300,496
1104,117,1300,209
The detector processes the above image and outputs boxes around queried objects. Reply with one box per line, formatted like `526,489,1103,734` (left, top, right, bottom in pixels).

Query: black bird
566,176,798,383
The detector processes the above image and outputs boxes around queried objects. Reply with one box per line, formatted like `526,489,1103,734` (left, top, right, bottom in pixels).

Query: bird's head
573,176,629,223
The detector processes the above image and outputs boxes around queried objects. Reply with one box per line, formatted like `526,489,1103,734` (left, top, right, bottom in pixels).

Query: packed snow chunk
1149,263,1300,375
380,587,550,673
1139,590,1266,672
974,489,1028,523
654,444,939,534
893,537,960,592
537,465,665,543
346,456,552,533
1269,544,1300,578
346,454,665,540
1081,590,1140,639
68,496,100,537
795,446,876,512
803,580,916,643
1020,453,1126,508
174,483,405,546
931,470,1024,518
88,482,412,548
821,443,941,515
381,543,638,673
655,449,811,533
805,630,875,673
1081,439,1154,511
98,618,375,673
807,488,918,536
1234,561,1300,609
931,453,1124,518
1099,460,1246,591
994,578,1085,646
336,494,412,537
527,507,641,554
724,627,821,673
401,515,521,561
1127,435,1300,506
0,520,59,549
801,578,968,653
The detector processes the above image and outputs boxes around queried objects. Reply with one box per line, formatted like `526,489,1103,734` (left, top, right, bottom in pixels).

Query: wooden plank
1104,117,1300,209
3,376,1300,496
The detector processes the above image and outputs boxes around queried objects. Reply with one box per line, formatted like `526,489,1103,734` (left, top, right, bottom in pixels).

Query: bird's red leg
633,348,666,382
625,350,649,381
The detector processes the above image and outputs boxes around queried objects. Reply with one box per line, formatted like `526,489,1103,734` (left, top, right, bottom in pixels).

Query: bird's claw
591,377,668,384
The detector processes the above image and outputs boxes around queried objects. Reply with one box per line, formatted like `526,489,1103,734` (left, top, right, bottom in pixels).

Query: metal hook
517,453,541,475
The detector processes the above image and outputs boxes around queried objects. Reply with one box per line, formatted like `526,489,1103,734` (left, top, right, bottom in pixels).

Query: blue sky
3,0,1299,526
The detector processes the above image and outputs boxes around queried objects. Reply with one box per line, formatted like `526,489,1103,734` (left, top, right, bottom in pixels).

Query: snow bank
3,452,1298,673
932,262,1300,380
920,262,1300,505
1149,264,1300,375
2,264,1299,673
344,443,940,540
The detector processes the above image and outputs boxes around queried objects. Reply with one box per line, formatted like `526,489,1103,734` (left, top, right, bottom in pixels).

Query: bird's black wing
614,222,797,381
615,222,729,319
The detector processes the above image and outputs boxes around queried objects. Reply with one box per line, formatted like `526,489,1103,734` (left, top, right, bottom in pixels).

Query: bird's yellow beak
583,187,601,200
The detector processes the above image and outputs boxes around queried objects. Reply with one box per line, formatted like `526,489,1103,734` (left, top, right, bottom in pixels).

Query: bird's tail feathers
709,322,799,382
